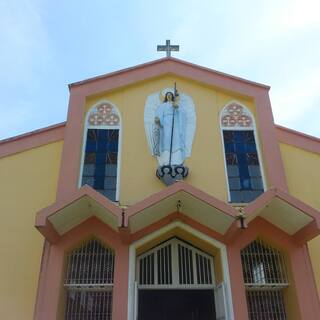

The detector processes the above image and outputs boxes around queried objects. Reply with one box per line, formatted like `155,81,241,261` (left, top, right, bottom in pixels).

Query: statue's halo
160,87,175,102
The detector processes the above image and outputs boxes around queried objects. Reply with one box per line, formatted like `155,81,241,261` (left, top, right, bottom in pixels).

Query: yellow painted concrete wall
0,141,63,320
279,143,320,297
84,74,262,205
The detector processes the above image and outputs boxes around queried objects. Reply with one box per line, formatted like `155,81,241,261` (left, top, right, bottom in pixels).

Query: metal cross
157,40,179,57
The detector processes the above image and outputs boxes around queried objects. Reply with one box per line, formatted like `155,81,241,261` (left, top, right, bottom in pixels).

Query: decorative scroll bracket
156,165,189,186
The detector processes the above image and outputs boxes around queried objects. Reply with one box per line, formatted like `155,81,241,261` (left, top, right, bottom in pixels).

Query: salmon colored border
56,57,288,202
245,187,320,243
34,200,320,319
36,182,320,246
0,122,65,158
69,57,270,90
34,217,129,320
125,181,238,222
36,185,123,242
276,125,320,154
227,217,320,320
246,187,320,221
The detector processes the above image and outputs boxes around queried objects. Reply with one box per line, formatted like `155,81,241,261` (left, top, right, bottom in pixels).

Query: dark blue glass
223,130,263,203
82,128,119,201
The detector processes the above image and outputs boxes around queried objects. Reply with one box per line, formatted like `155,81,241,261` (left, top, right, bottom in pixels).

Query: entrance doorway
138,289,215,320
136,238,217,320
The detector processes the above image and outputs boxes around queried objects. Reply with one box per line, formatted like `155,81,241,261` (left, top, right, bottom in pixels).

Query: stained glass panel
223,130,263,203
81,129,119,201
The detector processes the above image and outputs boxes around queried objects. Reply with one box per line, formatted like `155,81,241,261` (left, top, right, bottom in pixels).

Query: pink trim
293,220,320,245
129,211,226,244
34,217,129,320
276,124,320,154
245,187,320,223
224,220,246,244
254,92,288,191
0,122,65,158
36,185,123,242
56,92,85,200
34,209,320,319
69,57,270,90
36,221,61,243
33,240,50,318
126,181,238,222
290,244,320,319
229,217,320,320
57,58,289,202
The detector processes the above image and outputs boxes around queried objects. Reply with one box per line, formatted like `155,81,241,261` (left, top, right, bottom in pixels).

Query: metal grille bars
137,238,214,289
241,239,288,320
246,291,286,320
241,238,288,288
64,239,114,320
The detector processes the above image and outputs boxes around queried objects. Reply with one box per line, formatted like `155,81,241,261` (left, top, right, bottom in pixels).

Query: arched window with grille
241,238,289,320
64,239,115,320
80,101,121,202
220,102,265,203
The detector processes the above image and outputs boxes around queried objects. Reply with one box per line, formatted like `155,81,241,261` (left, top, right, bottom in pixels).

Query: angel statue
144,85,196,184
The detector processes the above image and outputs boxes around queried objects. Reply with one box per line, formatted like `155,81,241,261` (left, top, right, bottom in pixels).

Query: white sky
0,0,319,139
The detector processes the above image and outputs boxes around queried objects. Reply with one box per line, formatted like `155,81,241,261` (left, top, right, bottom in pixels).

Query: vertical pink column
34,244,64,320
289,244,320,320
227,245,248,319
56,89,86,202
112,243,129,320
255,92,288,192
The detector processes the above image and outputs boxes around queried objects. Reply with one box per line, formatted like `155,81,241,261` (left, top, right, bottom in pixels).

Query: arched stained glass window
80,102,121,202
64,239,115,320
220,102,265,203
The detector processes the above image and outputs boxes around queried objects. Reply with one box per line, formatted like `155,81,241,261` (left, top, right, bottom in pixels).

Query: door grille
138,238,214,288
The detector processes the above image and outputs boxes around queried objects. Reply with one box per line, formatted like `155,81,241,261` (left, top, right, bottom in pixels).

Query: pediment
68,57,269,99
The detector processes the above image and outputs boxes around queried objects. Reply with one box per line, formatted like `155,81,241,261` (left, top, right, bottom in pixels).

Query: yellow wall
84,74,261,205
279,143,320,297
0,141,63,320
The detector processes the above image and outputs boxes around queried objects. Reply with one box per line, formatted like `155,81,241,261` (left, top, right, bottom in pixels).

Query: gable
81,74,261,205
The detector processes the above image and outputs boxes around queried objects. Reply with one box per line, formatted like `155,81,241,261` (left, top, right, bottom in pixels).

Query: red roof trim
126,181,239,223
275,125,320,154
36,185,122,228
69,57,270,90
245,187,320,222
0,122,65,158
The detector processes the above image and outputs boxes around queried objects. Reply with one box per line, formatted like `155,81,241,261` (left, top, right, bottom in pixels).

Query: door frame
127,221,234,320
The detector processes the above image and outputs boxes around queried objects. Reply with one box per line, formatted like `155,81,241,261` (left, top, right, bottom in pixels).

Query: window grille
137,238,214,289
246,291,286,320
64,239,114,320
241,239,288,320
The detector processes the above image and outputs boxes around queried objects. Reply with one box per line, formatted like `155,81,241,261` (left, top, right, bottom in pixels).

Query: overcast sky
0,0,319,139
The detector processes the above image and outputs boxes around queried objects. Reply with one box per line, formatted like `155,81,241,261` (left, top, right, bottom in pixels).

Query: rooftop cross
157,40,179,57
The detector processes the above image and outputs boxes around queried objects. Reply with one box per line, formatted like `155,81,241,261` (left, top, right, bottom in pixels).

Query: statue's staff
169,82,179,165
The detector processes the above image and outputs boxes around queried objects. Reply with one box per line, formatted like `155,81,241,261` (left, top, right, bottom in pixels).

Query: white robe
155,101,187,166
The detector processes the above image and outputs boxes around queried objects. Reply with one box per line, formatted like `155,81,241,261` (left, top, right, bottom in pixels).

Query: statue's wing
144,92,161,156
180,93,196,158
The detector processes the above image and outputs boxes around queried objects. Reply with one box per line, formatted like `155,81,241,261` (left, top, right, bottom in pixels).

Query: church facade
1,57,320,320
